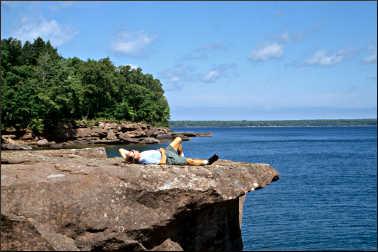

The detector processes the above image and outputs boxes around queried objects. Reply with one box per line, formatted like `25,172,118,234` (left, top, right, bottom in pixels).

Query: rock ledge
1,122,212,150
1,147,279,251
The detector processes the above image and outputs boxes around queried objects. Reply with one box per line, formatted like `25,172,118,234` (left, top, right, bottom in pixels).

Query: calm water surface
106,126,377,251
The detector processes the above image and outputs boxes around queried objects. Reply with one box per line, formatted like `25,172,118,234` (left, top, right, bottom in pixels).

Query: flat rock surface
1,147,279,251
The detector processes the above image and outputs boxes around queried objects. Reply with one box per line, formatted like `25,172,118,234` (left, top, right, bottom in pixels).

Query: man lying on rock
119,137,219,166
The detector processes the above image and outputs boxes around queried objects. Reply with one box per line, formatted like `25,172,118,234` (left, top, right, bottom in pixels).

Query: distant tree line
1,37,170,134
170,119,377,127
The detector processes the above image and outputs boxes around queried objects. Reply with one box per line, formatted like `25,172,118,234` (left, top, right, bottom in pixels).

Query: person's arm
159,148,166,165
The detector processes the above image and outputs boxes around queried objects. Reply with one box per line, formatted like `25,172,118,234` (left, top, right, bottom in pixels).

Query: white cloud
159,63,236,87
159,65,197,84
277,31,303,44
126,64,139,70
363,54,377,64
11,16,78,46
160,68,182,83
362,45,377,64
247,30,307,62
111,30,157,56
305,49,347,66
248,42,284,61
158,65,198,92
202,64,237,83
203,70,220,82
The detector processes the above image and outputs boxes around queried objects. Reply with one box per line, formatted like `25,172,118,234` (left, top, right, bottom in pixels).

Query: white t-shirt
138,150,161,164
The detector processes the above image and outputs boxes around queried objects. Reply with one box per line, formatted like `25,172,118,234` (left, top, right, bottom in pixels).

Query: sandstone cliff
1,121,211,150
1,148,279,251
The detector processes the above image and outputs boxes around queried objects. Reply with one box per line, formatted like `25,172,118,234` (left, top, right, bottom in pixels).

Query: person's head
118,148,140,163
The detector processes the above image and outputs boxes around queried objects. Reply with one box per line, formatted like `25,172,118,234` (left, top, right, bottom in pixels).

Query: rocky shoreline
1,121,212,150
1,147,279,251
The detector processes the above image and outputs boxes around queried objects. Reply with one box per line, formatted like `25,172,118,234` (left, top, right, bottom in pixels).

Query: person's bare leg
186,158,207,166
169,137,184,156
186,154,219,166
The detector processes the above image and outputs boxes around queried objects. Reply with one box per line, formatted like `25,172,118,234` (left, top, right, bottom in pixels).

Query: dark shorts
165,145,187,165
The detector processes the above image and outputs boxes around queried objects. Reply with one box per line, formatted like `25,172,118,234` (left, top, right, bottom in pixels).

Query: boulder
156,132,173,140
124,130,147,138
106,130,118,140
138,137,160,144
120,123,139,132
1,147,279,251
145,129,159,137
76,128,107,138
102,122,120,130
37,139,49,147
118,134,140,144
1,143,33,150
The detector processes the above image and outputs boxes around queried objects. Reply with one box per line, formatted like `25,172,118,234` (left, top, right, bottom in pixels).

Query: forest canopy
1,37,170,133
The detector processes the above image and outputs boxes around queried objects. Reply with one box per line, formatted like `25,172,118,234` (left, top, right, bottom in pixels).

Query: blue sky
1,1,377,120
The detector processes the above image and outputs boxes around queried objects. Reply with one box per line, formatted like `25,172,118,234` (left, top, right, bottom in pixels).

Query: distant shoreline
171,125,377,128
170,119,377,127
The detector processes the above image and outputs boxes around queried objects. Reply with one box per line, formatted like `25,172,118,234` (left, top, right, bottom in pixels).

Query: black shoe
208,154,219,165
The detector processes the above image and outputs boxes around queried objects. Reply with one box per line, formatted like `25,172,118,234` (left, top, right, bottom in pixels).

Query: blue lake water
106,126,377,250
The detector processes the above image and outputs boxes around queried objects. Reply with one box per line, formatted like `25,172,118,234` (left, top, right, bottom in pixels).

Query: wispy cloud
202,64,237,83
158,64,197,83
158,64,199,92
182,41,226,60
305,49,349,66
11,16,78,46
362,44,377,64
203,70,220,83
276,31,303,44
159,63,236,88
111,29,157,56
248,27,320,63
248,42,284,61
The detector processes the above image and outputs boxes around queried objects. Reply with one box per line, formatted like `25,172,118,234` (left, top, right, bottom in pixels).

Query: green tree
1,37,171,133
